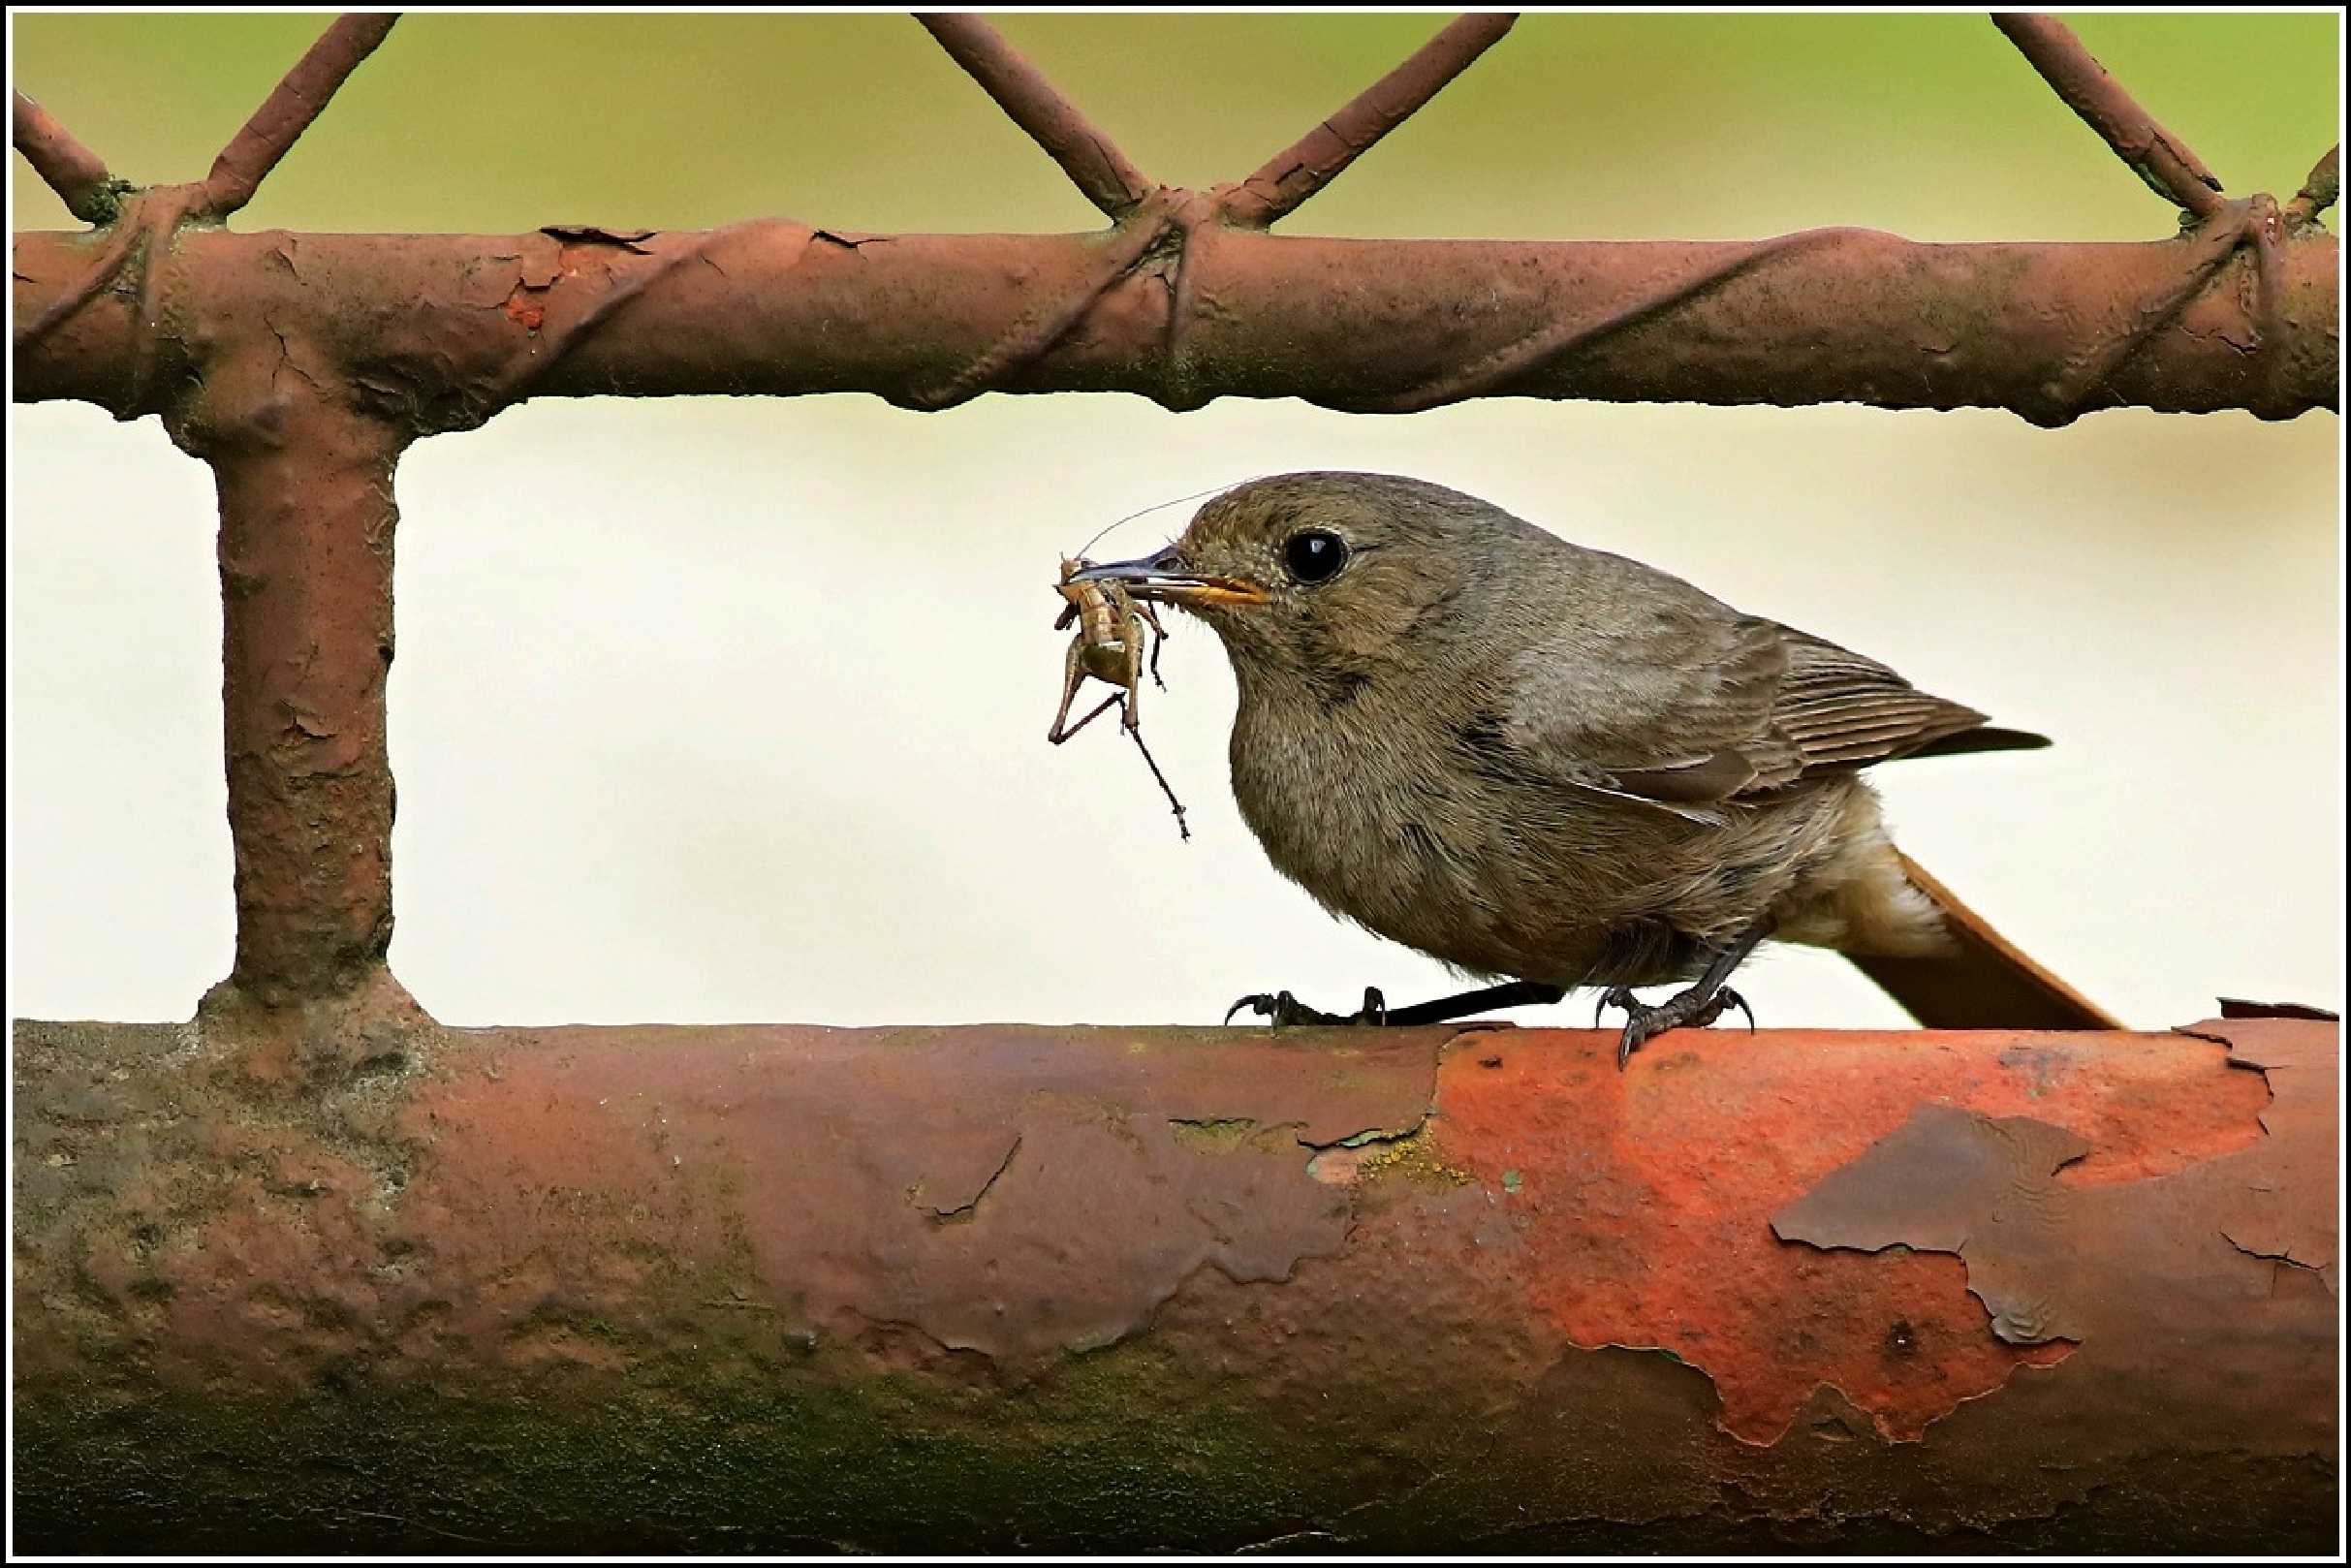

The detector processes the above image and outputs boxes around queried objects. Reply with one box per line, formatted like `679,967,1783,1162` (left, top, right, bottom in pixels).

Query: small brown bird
1074,471,2114,1064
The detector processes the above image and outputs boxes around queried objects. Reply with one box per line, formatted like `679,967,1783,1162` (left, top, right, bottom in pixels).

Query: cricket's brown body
1049,557,1189,839
1048,556,1166,742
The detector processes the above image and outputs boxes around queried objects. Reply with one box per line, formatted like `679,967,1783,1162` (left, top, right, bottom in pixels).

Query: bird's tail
1846,852,2122,1030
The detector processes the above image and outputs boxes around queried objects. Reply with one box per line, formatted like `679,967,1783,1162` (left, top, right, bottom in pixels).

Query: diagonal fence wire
1217,13,1518,229
915,12,1157,219
1991,13,2227,221
12,89,124,223
200,12,401,217
2288,143,2339,225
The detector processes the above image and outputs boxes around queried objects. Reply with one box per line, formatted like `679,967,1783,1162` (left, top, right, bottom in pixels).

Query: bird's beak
1069,544,1269,608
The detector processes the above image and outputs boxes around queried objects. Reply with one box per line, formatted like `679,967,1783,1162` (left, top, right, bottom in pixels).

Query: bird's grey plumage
1126,470,2051,1004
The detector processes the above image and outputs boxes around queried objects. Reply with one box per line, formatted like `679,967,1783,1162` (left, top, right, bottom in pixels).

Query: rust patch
1426,1025,2272,1443
500,279,549,332
1772,1105,2092,1343
1751,1016,2338,1459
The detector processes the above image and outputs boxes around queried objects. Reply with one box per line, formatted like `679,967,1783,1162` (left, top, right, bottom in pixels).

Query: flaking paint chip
1772,1103,2090,1345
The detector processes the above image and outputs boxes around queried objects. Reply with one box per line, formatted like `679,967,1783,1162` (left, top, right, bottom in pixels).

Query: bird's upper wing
1491,605,2003,812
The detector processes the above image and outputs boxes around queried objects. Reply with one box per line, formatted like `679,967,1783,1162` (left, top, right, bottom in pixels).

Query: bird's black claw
1224,988,1388,1027
1595,984,1756,1069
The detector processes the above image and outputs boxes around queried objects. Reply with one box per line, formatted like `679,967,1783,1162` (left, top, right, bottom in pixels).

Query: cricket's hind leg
1048,637,1124,745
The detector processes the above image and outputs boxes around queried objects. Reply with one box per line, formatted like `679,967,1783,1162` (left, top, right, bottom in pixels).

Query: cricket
1048,554,1190,841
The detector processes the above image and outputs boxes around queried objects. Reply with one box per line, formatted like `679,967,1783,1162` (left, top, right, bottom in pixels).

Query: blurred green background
9,13,2342,1030
11,11,2338,237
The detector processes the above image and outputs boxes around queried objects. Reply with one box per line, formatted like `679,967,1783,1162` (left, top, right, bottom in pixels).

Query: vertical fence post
204,401,408,1008
161,313,423,1049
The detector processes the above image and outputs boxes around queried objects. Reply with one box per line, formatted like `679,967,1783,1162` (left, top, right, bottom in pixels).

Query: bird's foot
1225,987,1389,1027
1595,983,1754,1069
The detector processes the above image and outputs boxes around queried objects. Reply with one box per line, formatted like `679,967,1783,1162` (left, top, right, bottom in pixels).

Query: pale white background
8,393,2340,1029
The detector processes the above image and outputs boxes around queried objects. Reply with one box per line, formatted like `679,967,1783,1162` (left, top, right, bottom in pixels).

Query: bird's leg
1380,980,1565,1025
1225,980,1565,1028
1596,922,1771,1069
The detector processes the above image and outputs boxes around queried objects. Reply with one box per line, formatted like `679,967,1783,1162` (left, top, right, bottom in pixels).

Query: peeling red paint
1425,1026,2271,1442
501,280,548,332
1773,1105,2096,1343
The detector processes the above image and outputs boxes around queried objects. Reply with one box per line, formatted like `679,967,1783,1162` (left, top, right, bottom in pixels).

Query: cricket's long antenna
1071,472,1281,562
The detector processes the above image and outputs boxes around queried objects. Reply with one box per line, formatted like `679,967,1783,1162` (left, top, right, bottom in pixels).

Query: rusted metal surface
12,1013,2335,1552
2185,1011,2340,1291
16,214,2338,425
1776,1105,2098,1343
199,386,410,1008
9,14,2338,1012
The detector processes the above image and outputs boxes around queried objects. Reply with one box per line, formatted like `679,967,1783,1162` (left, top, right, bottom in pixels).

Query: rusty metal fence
10,12,2341,1554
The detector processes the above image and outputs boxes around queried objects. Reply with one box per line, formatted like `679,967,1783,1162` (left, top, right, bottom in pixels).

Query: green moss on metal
1167,1116,1260,1152
11,1325,1467,1552
1353,1124,1472,1187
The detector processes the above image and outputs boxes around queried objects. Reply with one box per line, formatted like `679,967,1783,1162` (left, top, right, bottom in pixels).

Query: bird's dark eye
1282,529,1349,584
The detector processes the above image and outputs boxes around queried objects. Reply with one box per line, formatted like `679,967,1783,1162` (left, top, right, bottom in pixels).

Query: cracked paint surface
395,1022,1448,1372
2182,1012,2339,1295
1773,1105,2094,1343
1424,1024,2273,1442
1754,1013,2338,1474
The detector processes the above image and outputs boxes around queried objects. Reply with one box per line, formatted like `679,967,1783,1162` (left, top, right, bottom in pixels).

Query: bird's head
1070,472,1520,687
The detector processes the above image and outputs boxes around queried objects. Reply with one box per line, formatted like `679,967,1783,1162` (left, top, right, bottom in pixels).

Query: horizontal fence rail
11,1010,2339,1552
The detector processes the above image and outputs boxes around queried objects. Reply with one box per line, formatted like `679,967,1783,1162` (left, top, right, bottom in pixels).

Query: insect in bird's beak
1069,544,1269,608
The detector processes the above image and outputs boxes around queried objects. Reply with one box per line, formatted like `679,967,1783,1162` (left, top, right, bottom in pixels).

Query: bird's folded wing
1496,617,2020,810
